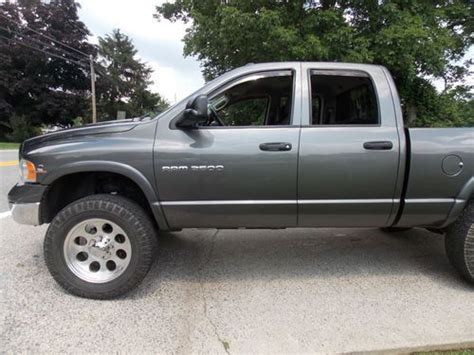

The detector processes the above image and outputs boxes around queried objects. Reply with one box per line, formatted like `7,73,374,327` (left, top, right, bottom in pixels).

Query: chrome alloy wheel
63,218,132,283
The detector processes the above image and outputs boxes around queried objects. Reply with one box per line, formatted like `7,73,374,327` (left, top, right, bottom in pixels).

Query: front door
155,69,301,229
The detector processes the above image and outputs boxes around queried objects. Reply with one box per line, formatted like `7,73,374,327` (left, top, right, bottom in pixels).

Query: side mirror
177,95,209,128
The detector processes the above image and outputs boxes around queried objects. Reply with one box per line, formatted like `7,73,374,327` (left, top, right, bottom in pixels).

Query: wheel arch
441,176,474,229
41,161,169,230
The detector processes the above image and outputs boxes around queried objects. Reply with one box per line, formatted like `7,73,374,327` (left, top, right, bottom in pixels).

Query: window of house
210,71,294,126
310,72,379,125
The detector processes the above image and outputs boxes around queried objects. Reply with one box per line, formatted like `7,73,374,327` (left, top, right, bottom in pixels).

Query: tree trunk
406,104,417,126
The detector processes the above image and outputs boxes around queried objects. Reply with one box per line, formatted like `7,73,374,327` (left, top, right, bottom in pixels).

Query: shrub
2,114,41,142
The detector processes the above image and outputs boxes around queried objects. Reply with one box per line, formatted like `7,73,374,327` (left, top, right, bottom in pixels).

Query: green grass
0,142,20,150
414,349,474,355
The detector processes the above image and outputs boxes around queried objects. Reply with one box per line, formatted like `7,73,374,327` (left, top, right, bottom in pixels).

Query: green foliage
1,114,41,142
0,2,168,141
0,142,20,149
0,0,95,138
414,349,474,355
96,29,168,119
71,116,85,127
156,0,473,127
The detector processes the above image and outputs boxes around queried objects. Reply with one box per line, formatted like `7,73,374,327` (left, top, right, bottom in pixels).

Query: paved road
0,150,19,212
1,161,473,353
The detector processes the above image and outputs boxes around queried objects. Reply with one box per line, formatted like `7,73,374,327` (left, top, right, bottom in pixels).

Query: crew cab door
297,64,401,227
154,68,301,229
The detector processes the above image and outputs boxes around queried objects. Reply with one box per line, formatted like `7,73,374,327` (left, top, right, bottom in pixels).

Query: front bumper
8,183,47,226
9,202,41,225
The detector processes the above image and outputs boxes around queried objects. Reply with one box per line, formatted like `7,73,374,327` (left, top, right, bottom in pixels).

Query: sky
77,0,205,104
76,0,472,101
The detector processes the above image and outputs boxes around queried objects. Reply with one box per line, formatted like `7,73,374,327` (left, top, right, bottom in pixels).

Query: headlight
20,159,37,183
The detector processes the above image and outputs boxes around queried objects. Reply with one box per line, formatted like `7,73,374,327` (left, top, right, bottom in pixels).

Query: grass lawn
0,142,20,150
415,349,474,355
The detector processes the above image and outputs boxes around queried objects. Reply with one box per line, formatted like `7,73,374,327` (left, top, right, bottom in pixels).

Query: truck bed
396,128,474,227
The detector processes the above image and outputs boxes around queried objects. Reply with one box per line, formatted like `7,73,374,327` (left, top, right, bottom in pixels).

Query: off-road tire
44,194,157,299
445,201,474,283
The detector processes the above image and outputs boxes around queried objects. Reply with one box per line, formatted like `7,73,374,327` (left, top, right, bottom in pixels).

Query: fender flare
41,160,170,230
441,177,474,228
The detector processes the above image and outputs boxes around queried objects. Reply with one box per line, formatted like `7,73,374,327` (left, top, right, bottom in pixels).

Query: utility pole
89,55,97,124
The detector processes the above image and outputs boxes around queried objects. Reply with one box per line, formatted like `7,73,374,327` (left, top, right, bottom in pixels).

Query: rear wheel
44,194,157,299
445,201,474,284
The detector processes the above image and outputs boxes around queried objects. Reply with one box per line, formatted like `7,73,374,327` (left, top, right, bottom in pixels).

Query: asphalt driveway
1,151,473,353
0,150,19,213
1,216,474,353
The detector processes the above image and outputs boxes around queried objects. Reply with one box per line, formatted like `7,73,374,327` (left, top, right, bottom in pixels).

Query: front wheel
445,201,474,284
44,194,157,299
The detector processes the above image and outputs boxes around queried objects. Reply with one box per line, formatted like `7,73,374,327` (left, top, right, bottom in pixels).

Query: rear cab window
309,70,379,126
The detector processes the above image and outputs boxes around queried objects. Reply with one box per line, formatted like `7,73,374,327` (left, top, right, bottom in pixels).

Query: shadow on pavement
131,227,472,299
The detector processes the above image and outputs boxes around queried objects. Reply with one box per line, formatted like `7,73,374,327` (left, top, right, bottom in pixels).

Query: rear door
154,67,302,229
297,65,401,227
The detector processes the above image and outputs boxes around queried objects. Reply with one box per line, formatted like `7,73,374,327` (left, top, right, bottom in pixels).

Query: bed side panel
397,128,474,227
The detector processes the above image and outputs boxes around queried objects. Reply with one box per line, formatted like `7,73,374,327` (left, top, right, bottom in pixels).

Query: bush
2,114,41,142
71,116,85,127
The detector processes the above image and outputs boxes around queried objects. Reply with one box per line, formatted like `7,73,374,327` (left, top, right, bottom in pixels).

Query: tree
0,0,95,139
156,0,473,127
96,29,167,120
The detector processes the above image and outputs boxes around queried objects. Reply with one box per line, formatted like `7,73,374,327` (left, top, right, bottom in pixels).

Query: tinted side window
219,97,268,126
211,73,293,127
311,95,322,125
310,73,378,125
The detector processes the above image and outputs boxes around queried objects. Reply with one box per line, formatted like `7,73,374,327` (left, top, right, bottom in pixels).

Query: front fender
41,160,170,230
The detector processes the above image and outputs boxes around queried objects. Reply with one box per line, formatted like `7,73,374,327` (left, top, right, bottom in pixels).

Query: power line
0,13,116,84
0,13,122,123
0,34,104,123
0,24,113,82
0,12,89,59
0,13,122,125
0,24,87,63
0,33,89,69
0,30,115,87
0,12,89,58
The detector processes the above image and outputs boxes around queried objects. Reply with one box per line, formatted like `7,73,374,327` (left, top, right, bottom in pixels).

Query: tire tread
445,201,474,283
44,194,157,299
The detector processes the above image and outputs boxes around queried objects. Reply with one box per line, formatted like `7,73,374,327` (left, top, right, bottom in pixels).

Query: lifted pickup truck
8,62,474,299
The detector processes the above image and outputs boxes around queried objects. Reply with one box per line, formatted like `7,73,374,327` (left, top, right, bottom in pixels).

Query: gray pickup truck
8,62,474,299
